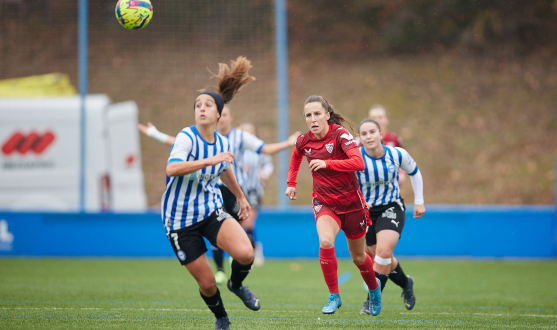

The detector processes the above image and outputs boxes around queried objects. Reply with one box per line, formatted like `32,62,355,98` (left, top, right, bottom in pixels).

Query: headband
196,91,224,114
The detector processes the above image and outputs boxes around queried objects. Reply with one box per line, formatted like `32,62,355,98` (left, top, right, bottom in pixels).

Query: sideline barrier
0,205,555,258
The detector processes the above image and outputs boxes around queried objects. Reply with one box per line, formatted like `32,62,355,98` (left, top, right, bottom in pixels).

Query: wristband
146,126,170,144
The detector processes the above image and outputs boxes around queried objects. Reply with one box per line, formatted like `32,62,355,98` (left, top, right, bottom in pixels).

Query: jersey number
170,233,181,250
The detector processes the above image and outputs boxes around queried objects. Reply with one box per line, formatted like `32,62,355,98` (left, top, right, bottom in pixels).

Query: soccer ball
115,0,153,30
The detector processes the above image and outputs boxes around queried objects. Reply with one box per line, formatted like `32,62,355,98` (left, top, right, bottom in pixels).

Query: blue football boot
321,293,342,314
368,278,383,316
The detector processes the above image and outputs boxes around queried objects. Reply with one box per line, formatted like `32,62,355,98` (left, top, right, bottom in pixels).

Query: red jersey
287,123,366,214
382,131,403,147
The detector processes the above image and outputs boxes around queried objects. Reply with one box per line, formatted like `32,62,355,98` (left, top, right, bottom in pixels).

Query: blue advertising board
0,205,555,258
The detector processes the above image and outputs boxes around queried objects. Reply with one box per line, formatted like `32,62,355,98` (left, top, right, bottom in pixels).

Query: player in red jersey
285,95,383,316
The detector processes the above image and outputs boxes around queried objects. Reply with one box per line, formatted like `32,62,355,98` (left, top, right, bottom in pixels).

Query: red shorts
312,202,371,240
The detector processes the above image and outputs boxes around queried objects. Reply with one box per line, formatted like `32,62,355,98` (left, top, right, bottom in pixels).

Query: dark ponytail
214,56,256,104
304,95,354,132
199,56,256,111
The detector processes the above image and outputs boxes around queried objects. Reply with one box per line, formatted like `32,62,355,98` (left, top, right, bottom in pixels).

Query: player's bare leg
185,254,230,329
242,209,264,266
217,218,260,311
347,235,382,316
315,215,343,314
375,230,415,310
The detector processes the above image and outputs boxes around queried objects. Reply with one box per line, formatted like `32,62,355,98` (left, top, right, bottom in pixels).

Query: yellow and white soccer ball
115,0,153,30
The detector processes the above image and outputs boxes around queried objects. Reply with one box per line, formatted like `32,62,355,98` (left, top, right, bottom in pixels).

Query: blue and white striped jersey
357,145,419,208
161,126,231,231
221,128,265,189
241,150,274,197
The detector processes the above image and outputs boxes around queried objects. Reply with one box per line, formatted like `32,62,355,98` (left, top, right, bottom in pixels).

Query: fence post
78,0,88,212
275,0,289,209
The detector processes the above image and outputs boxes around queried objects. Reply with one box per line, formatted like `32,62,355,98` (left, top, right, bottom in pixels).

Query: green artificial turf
1,258,556,329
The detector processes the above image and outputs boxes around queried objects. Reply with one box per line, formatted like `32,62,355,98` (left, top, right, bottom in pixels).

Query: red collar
310,124,332,141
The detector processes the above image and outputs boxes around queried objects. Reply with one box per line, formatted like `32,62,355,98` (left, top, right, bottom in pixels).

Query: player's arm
285,148,303,200
166,132,234,177
138,122,175,146
220,167,250,220
166,153,235,177
397,148,425,218
258,131,301,155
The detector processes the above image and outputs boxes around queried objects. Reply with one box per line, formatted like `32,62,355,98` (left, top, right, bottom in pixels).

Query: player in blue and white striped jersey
140,108,299,284
162,57,261,330
237,122,275,266
356,118,426,315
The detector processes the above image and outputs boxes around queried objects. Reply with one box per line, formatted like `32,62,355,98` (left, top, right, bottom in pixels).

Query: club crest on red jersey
314,205,322,212
326,143,334,153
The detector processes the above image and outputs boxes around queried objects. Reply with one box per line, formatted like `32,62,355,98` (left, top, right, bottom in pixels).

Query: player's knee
233,247,254,265
374,253,392,267
375,248,392,260
319,237,335,249
198,279,217,294
351,252,366,266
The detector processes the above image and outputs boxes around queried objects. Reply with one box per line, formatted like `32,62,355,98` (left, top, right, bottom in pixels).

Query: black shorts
167,207,232,265
365,200,406,246
220,185,241,222
246,190,261,209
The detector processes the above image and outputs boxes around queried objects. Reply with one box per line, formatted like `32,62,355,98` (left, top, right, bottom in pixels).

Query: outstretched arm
260,131,301,155
285,148,303,200
138,122,175,146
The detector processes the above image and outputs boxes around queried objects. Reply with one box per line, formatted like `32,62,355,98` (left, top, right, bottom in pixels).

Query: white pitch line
3,307,557,318
402,311,557,318
0,307,312,313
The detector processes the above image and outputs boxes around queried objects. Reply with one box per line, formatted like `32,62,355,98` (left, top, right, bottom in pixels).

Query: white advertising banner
0,95,146,212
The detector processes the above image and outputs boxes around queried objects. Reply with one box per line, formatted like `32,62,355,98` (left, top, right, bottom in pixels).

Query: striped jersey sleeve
241,131,265,154
396,147,419,176
168,130,194,163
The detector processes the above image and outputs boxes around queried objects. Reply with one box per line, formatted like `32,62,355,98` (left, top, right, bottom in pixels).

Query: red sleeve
324,148,364,172
287,148,303,187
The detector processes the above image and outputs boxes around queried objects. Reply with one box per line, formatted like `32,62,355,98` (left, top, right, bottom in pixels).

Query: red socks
355,253,378,290
319,247,339,294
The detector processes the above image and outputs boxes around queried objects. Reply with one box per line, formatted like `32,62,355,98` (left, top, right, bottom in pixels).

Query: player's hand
308,159,327,171
236,197,251,220
207,152,235,166
365,203,372,209
285,187,297,200
287,131,302,146
138,122,154,135
413,204,426,218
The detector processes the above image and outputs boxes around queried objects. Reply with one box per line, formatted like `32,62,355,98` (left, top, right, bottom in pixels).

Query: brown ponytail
304,95,354,132
211,56,256,104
